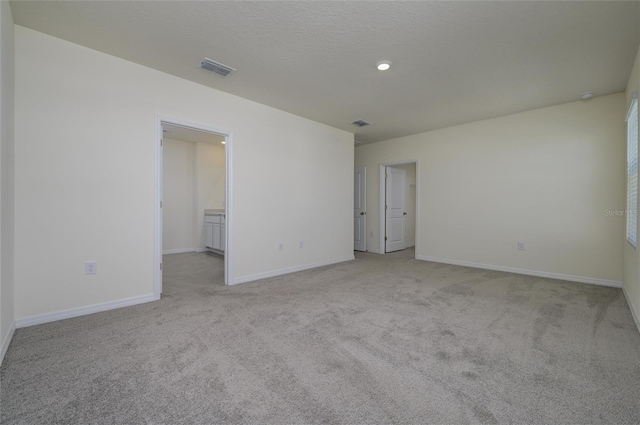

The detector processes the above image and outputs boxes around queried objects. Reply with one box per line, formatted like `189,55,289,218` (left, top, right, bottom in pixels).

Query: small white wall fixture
379,160,420,256
155,115,233,296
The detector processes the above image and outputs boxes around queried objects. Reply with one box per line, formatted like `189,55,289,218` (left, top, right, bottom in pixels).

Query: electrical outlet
85,261,97,275
299,241,304,248
518,242,525,250
278,243,283,251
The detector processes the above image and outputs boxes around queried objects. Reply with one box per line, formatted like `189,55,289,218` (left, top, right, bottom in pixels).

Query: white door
354,167,366,251
385,166,406,252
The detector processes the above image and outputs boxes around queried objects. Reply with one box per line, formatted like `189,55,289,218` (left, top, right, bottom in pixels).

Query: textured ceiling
10,1,640,144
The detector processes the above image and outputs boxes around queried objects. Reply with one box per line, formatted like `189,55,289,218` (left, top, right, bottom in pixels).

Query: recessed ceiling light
580,92,594,100
221,141,226,144
376,60,392,71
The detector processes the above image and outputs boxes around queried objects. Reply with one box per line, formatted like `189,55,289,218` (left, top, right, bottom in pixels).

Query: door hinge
385,205,387,210
160,201,163,208
160,263,163,270
160,139,163,147
385,236,388,241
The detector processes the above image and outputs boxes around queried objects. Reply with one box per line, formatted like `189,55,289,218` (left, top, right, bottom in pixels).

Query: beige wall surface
162,139,196,252
14,26,354,320
0,0,15,356
624,43,640,329
356,93,625,284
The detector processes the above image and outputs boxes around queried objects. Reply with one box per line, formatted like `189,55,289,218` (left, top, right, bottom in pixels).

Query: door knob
403,212,407,215
360,211,366,215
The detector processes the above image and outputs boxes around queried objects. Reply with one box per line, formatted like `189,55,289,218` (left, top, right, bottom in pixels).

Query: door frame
155,115,234,298
379,160,420,256
354,166,367,252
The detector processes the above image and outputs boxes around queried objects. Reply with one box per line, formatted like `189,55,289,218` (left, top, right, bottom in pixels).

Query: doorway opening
155,116,233,298
379,161,419,255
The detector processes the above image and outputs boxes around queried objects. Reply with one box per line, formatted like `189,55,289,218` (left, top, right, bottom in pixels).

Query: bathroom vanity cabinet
204,213,225,253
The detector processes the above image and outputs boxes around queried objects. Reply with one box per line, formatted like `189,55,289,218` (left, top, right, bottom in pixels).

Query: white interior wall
14,26,354,322
162,138,196,253
392,163,416,248
195,142,225,250
356,93,625,285
0,0,15,360
624,42,640,330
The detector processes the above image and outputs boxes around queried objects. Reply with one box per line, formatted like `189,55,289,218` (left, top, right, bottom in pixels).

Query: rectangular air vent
351,120,371,127
199,58,236,77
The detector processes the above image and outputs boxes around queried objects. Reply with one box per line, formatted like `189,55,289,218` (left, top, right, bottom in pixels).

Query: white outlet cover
85,261,97,275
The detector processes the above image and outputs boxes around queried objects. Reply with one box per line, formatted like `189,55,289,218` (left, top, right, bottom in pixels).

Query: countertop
205,209,225,216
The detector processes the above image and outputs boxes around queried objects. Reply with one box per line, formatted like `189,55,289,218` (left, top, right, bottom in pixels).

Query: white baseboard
161,248,211,255
1,321,16,364
622,286,640,334
416,255,622,288
232,256,355,285
162,248,196,255
15,293,158,329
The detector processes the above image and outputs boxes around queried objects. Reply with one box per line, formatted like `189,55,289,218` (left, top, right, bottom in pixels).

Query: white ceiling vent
199,58,236,77
351,120,371,127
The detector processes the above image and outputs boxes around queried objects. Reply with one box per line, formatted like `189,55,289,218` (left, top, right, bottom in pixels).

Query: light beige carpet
2,249,639,424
